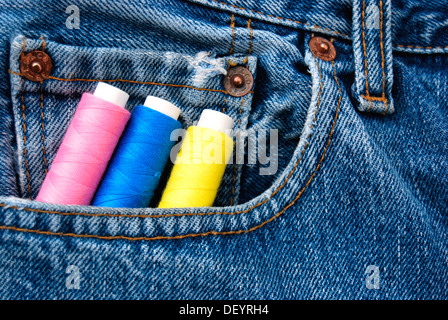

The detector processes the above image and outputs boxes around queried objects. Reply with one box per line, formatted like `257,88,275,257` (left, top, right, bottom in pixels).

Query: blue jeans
0,0,447,299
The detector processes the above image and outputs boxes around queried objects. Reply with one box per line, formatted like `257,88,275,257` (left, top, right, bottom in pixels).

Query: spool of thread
158,109,234,208
36,83,131,205
92,96,182,208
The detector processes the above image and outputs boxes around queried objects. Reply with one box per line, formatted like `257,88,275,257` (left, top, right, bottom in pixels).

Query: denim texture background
0,0,447,299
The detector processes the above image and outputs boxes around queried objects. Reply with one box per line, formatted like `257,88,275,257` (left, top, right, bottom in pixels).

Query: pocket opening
0,33,346,241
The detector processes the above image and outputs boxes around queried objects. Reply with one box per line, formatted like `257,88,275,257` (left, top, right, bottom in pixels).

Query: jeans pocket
1,30,346,241
8,35,257,206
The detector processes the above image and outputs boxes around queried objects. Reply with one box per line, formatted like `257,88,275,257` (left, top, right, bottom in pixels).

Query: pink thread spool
36,83,131,205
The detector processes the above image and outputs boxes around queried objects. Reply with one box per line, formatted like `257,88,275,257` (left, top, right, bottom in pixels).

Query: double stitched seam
20,38,31,198
8,71,253,95
230,18,252,205
361,0,373,111
0,58,343,241
210,0,350,38
396,44,448,50
361,0,388,112
39,36,48,175
379,0,388,114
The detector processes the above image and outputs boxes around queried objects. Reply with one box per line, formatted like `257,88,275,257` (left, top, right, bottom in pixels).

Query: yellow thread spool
158,110,234,208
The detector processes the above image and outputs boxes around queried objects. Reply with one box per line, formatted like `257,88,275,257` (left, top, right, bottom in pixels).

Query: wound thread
93,102,182,208
158,110,234,208
36,84,130,205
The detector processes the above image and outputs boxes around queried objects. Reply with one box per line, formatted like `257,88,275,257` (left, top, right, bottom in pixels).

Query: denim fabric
353,0,394,114
0,0,447,299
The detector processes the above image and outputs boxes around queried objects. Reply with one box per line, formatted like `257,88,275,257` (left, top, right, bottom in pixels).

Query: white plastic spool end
144,96,181,121
94,82,129,109
197,109,234,134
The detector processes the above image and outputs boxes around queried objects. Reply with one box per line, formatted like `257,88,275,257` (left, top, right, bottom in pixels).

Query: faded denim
0,0,447,299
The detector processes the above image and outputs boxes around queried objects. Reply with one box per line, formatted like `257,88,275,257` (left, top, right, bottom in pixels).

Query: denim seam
361,0,373,111
243,18,253,64
379,0,388,115
19,37,31,198
39,37,48,175
361,0,388,113
230,17,253,206
0,59,342,241
8,71,249,95
395,44,448,52
209,0,350,38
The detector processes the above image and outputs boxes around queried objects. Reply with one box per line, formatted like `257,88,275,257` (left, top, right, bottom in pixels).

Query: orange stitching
361,0,389,112
361,0,372,113
0,57,325,220
379,0,388,115
40,36,46,51
272,57,323,197
361,94,387,102
8,70,253,95
238,103,242,124
395,44,448,50
0,58,342,241
243,19,253,64
229,14,235,54
210,0,350,38
379,0,386,98
20,38,31,198
45,75,230,94
39,82,48,174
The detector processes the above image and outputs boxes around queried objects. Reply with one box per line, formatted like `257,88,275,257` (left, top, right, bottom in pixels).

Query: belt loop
353,0,394,114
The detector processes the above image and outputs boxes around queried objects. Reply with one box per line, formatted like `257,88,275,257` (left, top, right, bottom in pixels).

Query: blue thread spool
93,96,182,208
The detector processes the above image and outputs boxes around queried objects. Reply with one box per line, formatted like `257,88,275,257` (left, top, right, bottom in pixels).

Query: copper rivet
30,61,43,73
223,66,254,97
231,74,245,88
20,50,53,82
309,36,336,62
317,42,329,53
